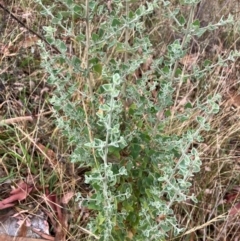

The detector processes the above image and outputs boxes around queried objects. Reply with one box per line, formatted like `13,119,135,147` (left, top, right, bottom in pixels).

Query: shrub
36,0,236,240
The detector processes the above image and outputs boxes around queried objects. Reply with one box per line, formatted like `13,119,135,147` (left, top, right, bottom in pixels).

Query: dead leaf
0,234,48,241
61,191,74,205
54,205,68,241
31,228,54,241
230,94,240,108
141,55,153,72
224,187,240,203
41,190,73,241
36,143,58,167
229,202,240,216
43,190,59,214
17,219,28,237
107,0,112,12
18,36,38,49
44,190,73,241
0,181,33,210
224,187,240,215
225,193,239,203
180,53,199,70
0,116,33,126
21,12,32,19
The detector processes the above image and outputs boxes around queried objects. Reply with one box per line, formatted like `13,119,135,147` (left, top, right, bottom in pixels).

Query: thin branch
85,0,94,114
121,0,130,126
0,3,61,54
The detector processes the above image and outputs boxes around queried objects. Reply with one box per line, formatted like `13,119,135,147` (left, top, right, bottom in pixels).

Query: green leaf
112,73,121,85
112,18,121,27
184,102,192,109
192,19,200,28
51,12,63,24
89,57,99,64
116,42,126,52
94,138,106,147
76,34,85,42
162,66,170,73
98,28,104,38
87,201,102,210
163,1,170,6
175,68,182,77
160,223,172,232
128,103,137,115
139,133,150,142
92,33,99,42
97,213,106,225
108,146,120,159
130,143,141,159
129,11,135,19
204,59,212,66
196,116,205,125
119,166,127,175
93,63,102,75
73,4,83,14
71,56,81,65
62,0,74,7
126,161,133,172
178,15,186,26
55,40,67,53
46,37,55,45
136,6,145,16
165,109,171,117
123,201,134,212
101,104,111,111
102,84,112,92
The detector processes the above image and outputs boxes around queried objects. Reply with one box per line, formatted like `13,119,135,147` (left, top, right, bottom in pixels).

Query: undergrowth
21,0,240,240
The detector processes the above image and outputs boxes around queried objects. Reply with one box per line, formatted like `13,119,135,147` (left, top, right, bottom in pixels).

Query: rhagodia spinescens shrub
36,0,235,240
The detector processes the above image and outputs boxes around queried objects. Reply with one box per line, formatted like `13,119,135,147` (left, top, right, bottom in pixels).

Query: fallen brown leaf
0,181,33,210
36,143,58,168
18,36,38,49
0,116,33,126
0,234,47,241
224,186,240,203
61,191,74,205
17,219,28,238
225,192,239,203
31,228,54,241
229,202,240,216
180,53,199,69
43,190,73,241
224,187,240,216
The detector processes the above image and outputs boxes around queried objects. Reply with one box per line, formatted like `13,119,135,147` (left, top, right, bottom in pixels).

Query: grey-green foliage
36,0,236,240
